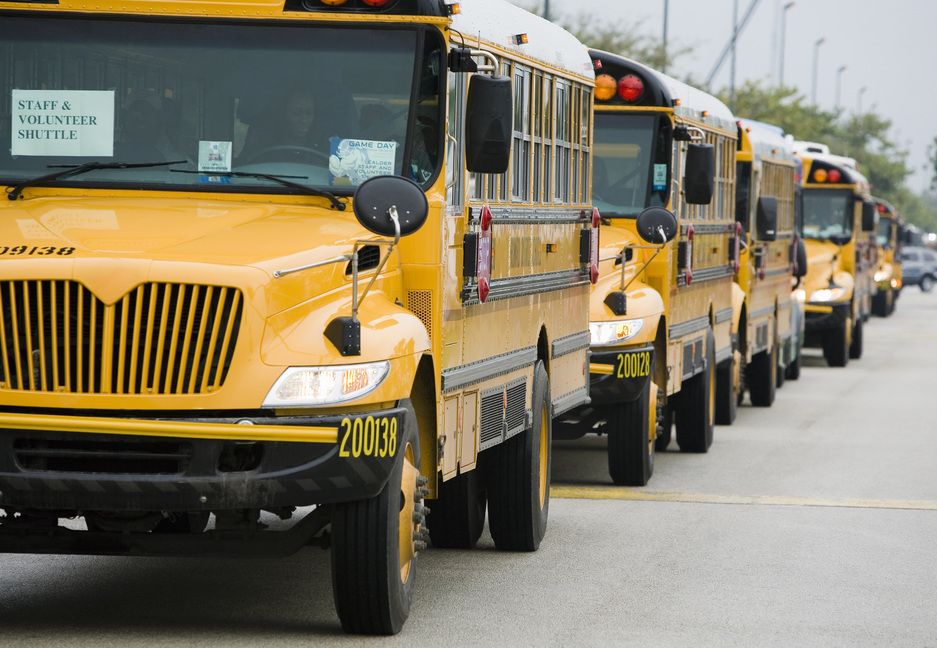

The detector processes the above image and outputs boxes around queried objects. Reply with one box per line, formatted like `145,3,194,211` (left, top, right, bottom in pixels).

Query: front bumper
587,345,654,405
0,407,405,513
804,302,850,346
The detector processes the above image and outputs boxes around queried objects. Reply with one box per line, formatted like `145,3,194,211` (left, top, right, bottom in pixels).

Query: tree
722,80,934,232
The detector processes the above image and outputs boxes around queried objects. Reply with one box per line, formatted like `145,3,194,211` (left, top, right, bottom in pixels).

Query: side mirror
861,201,877,232
756,196,778,241
793,237,807,278
683,143,715,205
635,206,678,244
465,74,512,174
353,175,428,237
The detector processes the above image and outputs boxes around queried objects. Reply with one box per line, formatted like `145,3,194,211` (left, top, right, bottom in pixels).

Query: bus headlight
590,319,644,346
794,288,807,303
263,361,390,407
873,270,887,283
809,287,846,303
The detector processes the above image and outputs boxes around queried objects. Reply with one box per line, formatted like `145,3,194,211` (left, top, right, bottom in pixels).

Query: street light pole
662,0,669,73
835,65,847,110
811,37,826,105
544,0,550,20
857,86,868,114
779,2,795,86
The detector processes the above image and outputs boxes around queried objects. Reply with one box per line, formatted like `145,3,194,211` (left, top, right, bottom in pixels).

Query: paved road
2,290,936,647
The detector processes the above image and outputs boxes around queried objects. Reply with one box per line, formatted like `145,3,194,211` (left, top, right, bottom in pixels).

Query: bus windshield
876,215,894,247
802,188,854,240
0,16,443,194
592,113,664,217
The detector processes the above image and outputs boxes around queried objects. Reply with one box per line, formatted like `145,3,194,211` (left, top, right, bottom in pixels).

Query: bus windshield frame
591,111,669,217
801,188,854,241
0,14,445,195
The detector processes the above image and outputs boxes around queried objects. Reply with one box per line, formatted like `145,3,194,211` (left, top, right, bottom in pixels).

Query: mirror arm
352,206,400,320
622,227,667,291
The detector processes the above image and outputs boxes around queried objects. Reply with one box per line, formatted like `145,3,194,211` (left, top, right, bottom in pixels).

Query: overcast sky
507,0,936,194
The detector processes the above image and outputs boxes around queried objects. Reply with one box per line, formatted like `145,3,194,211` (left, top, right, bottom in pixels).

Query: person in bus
239,84,326,164
120,89,186,162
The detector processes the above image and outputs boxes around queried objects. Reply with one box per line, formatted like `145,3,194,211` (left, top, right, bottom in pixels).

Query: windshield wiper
174,170,346,211
6,159,186,201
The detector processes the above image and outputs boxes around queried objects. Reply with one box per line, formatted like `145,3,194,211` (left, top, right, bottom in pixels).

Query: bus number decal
0,246,76,256
339,415,398,458
615,351,651,379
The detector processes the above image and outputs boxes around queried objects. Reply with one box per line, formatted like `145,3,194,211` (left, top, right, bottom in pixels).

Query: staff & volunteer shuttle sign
11,89,115,157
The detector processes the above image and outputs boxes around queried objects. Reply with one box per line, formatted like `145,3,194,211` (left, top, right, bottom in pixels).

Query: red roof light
618,75,644,102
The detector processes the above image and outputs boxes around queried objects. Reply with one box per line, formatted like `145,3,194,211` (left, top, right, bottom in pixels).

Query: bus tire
748,342,777,407
427,469,486,549
606,378,655,486
715,352,738,425
785,342,802,381
487,360,550,552
675,328,715,453
822,320,849,368
849,317,863,360
331,401,425,635
872,290,888,317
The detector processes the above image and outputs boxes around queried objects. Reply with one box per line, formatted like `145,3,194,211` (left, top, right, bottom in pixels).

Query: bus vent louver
0,280,242,395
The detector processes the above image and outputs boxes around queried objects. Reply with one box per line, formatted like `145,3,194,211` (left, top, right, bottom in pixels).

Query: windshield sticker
329,138,397,186
198,141,232,173
12,89,115,157
652,163,667,191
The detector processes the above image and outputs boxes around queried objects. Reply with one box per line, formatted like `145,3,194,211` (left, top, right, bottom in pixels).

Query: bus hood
0,195,373,315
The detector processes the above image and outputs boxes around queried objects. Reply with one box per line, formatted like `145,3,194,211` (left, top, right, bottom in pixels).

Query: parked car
899,247,937,292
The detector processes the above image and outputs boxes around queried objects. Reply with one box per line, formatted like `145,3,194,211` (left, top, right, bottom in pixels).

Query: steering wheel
607,167,643,194
245,145,330,165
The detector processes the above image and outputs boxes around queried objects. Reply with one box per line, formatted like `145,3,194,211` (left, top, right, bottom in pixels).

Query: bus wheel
715,345,738,425
607,378,656,486
748,341,777,407
822,319,850,368
331,401,426,635
427,469,486,549
785,341,802,381
872,290,888,317
487,360,550,552
675,328,715,453
849,317,864,360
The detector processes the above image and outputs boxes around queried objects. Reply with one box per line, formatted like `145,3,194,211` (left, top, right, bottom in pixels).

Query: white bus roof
738,118,795,163
451,0,594,81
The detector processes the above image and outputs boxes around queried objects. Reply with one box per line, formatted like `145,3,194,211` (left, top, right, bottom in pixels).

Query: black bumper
587,346,654,405
0,407,406,513
804,302,850,345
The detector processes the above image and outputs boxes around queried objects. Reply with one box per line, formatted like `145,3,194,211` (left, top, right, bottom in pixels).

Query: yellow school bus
0,0,597,634
554,50,735,480
794,145,877,367
732,118,798,408
871,197,902,316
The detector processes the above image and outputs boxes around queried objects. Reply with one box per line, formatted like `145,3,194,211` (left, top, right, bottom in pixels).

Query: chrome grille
0,280,242,395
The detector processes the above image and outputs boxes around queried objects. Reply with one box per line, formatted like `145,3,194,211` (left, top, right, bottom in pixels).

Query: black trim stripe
552,330,591,358
462,269,591,305
441,347,537,393
669,315,710,339
749,304,777,320
714,307,733,324
677,265,735,287
553,386,590,417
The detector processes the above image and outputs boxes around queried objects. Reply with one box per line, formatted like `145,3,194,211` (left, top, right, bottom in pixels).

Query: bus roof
738,118,794,164
454,0,594,81
588,49,735,132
